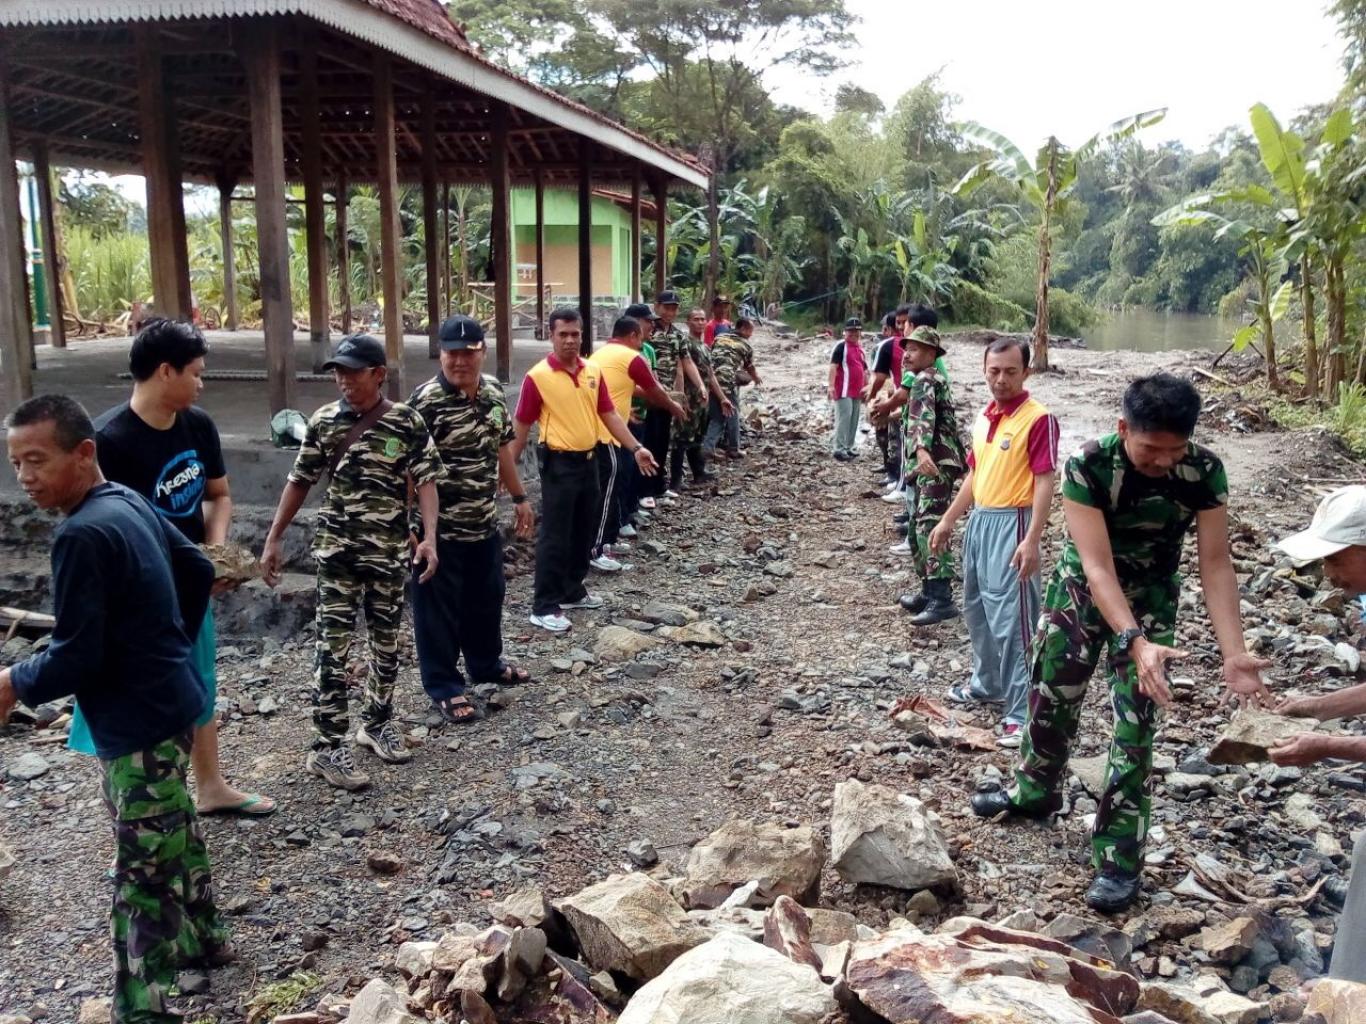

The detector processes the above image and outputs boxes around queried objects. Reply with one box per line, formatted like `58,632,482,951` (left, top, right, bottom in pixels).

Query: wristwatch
1116,628,1145,653
630,445,644,455
511,494,528,505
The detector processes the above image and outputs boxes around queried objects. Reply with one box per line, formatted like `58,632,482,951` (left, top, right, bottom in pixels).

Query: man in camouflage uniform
1,394,230,1024
873,326,966,625
639,290,696,504
260,334,444,790
407,316,535,724
670,307,733,492
972,373,1272,913
704,321,761,458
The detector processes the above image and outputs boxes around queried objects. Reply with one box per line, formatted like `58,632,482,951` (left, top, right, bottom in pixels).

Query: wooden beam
336,169,352,334
578,142,593,355
630,165,642,305
136,28,192,319
241,22,296,413
490,102,512,383
442,181,452,319
216,175,239,330
299,41,330,372
374,52,405,400
32,142,65,349
0,48,33,405
534,166,545,341
422,80,441,359
653,175,668,299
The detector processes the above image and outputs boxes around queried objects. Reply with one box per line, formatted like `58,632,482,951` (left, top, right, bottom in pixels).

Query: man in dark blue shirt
0,395,230,1024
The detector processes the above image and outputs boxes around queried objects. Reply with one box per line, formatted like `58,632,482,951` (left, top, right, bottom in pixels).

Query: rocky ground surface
1,328,1365,1023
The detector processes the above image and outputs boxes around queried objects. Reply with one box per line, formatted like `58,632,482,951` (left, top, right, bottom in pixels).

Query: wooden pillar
490,103,512,383
0,49,33,405
442,182,452,319
299,40,329,372
578,142,593,355
421,81,441,358
653,175,668,298
32,143,65,349
374,53,405,400
241,22,296,413
216,175,238,330
630,166,642,304
534,167,546,340
336,170,351,334
136,28,191,319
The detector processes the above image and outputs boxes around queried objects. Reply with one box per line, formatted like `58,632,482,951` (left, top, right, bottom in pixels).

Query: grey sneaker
306,747,371,790
356,720,413,763
561,593,605,610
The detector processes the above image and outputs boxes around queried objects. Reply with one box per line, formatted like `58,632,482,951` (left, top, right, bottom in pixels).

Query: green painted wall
510,189,634,298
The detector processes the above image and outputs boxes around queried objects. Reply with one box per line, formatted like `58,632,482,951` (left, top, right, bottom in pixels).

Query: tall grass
64,225,151,322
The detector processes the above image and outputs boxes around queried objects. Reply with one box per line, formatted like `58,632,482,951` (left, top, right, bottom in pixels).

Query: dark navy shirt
9,483,212,759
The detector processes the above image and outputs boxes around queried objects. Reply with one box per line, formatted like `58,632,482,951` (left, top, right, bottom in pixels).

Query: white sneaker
997,724,1023,749
611,541,632,552
638,497,657,510
881,489,906,504
590,554,623,572
618,524,638,539
530,612,572,632
561,593,605,610
663,489,680,499
889,540,912,555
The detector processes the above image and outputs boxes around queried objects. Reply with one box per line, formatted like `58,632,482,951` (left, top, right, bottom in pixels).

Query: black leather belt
538,445,594,461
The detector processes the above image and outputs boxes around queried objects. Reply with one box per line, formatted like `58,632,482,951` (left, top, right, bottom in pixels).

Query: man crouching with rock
970,373,1271,913
1272,484,1366,984
0,395,231,1023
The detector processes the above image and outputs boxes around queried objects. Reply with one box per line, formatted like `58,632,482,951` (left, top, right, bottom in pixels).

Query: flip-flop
198,793,277,817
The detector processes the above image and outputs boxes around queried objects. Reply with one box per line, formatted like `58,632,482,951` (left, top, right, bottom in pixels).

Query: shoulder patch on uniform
384,436,401,457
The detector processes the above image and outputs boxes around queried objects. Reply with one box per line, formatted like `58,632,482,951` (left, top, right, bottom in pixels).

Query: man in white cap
1272,484,1366,984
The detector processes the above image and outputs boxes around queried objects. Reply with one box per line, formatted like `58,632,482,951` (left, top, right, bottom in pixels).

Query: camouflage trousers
1007,569,1179,874
102,731,228,1024
675,385,709,446
906,470,958,582
314,559,406,749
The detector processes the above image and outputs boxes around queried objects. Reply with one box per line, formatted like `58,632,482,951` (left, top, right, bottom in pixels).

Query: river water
1082,309,1236,353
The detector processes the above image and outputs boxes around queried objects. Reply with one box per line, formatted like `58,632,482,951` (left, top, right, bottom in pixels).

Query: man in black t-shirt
81,318,275,817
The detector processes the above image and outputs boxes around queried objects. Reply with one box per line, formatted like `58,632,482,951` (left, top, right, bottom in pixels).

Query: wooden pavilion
0,0,709,410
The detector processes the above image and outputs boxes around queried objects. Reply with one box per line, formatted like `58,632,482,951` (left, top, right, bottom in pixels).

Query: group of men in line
4,300,1366,1020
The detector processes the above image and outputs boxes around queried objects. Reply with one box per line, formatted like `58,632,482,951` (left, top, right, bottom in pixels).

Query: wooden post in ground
534,167,546,340
490,102,512,383
374,52,405,400
241,22,296,413
442,182,452,319
578,142,593,354
0,47,33,404
336,170,351,335
135,27,191,320
32,142,65,349
422,80,441,358
299,40,330,372
652,174,668,298
216,174,239,330
630,165,642,304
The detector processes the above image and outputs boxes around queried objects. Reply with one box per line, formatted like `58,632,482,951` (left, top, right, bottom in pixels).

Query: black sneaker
1085,870,1142,914
306,747,371,791
356,720,413,763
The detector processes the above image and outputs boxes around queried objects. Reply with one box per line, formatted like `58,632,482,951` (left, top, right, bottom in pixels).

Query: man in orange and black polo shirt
928,336,1059,748
511,309,659,633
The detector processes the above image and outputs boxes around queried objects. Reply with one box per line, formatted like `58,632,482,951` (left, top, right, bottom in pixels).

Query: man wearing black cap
639,290,697,505
828,317,868,460
406,315,535,724
260,334,444,789
704,294,733,348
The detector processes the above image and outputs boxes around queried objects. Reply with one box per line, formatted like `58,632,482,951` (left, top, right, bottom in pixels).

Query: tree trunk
1301,252,1319,401
1032,140,1059,371
705,169,721,306
1324,256,1346,398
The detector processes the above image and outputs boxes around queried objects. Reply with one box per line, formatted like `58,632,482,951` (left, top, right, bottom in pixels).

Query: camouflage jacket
652,323,686,389
683,334,710,401
710,335,753,390
407,372,513,543
902,365,966,476
288,399,444,570
1058,432,1227,585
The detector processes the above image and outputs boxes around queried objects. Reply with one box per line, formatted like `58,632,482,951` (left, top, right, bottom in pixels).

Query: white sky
767,0,1348,150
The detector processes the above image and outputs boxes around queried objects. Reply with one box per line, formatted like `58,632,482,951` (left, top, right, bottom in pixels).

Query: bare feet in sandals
433,695,483,725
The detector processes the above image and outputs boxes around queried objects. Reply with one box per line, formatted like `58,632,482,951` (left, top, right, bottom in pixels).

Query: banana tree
890,210,958,305
954,109,1166,369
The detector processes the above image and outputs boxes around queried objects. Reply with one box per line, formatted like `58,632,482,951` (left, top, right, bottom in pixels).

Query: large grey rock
7,752,50,781
830,779,957,890
658,620,727,647
592,626,662,661
556,872,706,981
638,602,698,626
618,931,836,1024
1208,709,1319,765
1307,978,1366,1024
0,840,14,880
344,980,422,1024
681,820,826,909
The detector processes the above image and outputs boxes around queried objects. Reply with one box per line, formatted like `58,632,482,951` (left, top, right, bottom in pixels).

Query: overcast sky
767,0,1347,150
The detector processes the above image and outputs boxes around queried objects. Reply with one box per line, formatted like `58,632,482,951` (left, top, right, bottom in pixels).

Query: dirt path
0,327,1362,1021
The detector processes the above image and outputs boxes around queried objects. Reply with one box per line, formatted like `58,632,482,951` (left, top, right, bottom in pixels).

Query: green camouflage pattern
407,372,513,542
676,337,712,445
901,365,966,475
1058,433,1227,584
631,341,657,421
312,562,406,748
1008,569,1179,873
288,400,444,572
651,323,685,389
907,474,957,582
103,732,227,1023
710,335,753,390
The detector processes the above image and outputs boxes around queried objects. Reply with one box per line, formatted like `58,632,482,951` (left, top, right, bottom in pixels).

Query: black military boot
909,578,960,626
1085,869,1143,914
898,588,929,613
687,445,715,482
668,445,686,493
970,787,1061,819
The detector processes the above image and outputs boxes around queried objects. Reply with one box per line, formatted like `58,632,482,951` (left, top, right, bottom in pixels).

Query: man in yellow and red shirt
511,309,658,633
929,336,1059,747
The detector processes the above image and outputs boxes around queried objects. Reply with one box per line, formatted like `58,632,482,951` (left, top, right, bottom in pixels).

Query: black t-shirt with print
94,403,227,544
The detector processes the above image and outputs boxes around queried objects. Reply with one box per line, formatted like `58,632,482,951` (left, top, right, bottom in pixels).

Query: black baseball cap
323,333,386,370
845,317,863,331
624,303,661,322
439,315,486,350
712,325,735,338
656,290,681,306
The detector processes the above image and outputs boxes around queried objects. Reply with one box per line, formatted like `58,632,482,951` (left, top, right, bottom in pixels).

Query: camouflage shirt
683,335,710,401
902,366,966,475
288,399,444,570
652,323,686,389
407,372,513,543
710,335,753,390
1059,432,1228,585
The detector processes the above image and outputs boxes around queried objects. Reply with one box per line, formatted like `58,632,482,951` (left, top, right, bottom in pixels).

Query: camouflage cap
906,325,945,355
